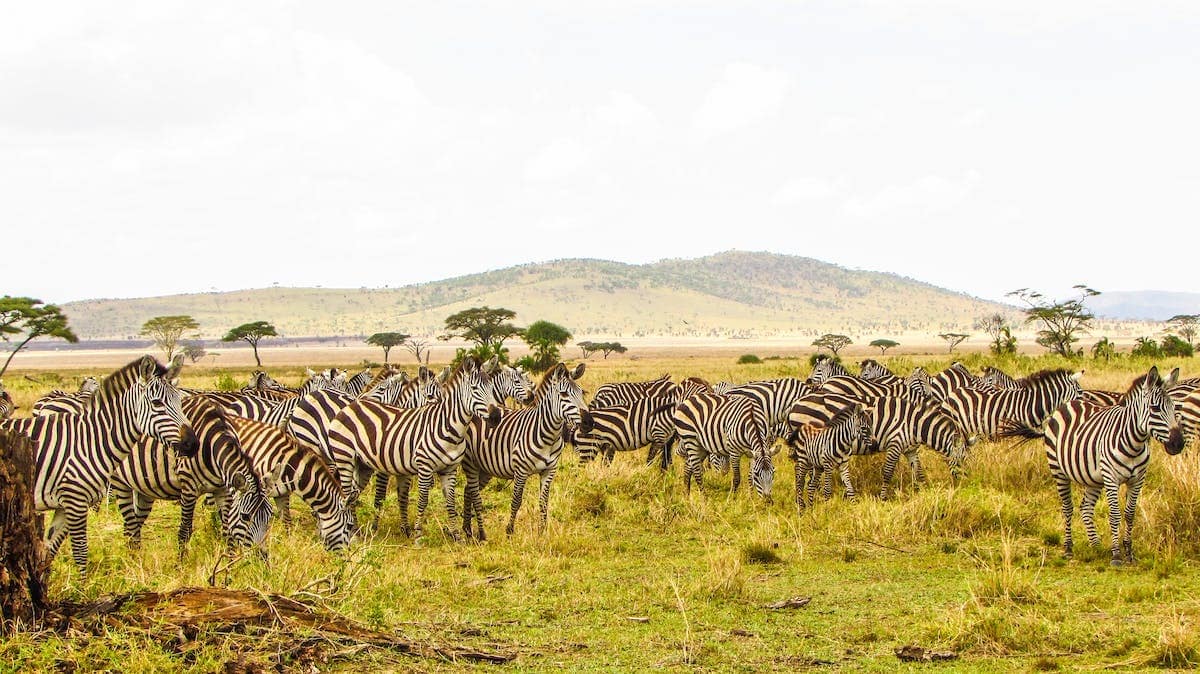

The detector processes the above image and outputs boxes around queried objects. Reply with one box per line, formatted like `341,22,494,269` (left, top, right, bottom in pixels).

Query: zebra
789,392,967,499
806,355,851,387
591,373,675,408
927,362,983,401
672,391,776,501
342,368,376,397
326,356,501,538
225,413,355,550
940,368,1084,442
817,374,914,403
859,360,931,399
1081,389,1123,406
726,377,814,432
573,396,677,468
712,381,736,395
858,359,896,381
1177,387,1200,444
0,355,199,577
789,402,872,510
979,365,1020,390
0,381,15,419
109,395,276,555
211,374,335,429
461,363,590,540
1006,366,1184,564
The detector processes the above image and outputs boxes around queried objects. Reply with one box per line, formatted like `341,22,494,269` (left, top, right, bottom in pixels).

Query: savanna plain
3,351,1199,672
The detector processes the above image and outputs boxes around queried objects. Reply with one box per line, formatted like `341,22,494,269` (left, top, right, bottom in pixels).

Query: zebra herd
1,352,1197,576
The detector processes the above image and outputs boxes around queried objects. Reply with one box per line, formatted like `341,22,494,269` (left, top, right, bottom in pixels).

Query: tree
1132,336,1161,358
1166,314,1199,348
976,313,1017,355
812,334,852,356
0,298,78,377
180,341,208,364
869,339,899,355
141,315,200,362
1008,285,1099,358
1091,337,1116,362
577,341,598,359
1162,335,1194,357
366,332,410,364
222,321,278,367
939,333,969,354
440,306,523,363
519,321,572,374
404,338,430,364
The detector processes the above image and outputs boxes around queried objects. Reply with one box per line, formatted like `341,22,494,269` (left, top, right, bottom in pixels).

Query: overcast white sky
2,2,1197,305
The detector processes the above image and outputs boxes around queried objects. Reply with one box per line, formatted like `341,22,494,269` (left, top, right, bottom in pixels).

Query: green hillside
60,251,1014,340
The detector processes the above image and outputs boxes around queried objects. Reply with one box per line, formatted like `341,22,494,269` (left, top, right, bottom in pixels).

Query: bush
215,372,239,391
1162,335,1194,357
1132,337,1162,359
737,354,762,364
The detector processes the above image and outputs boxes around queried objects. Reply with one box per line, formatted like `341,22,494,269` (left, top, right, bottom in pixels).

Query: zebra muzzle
174,426,200,457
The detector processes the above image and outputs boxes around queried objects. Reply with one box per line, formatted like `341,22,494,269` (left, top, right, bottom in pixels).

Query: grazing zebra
0,356,198,577
927,362,982,401
941,368,1084,442
789,393,967,499
462,363,590,540
807,355,851,386
326,356,500,538
788,402,872,509
672,391,776,500
109,395,276,554
591,373,674,408
1009,367,1184,564
573,396,677,468
726,377,814,431
226,413,355,550
817,374,913,403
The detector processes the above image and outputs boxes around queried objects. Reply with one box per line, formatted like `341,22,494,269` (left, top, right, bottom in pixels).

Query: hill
61,251,1017,340
1088,291,1200,321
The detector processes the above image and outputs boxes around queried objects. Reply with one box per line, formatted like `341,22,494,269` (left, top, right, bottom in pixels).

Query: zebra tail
995,419,1043,443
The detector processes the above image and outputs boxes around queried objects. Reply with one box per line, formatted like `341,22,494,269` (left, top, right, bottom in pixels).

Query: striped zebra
858,359,896,380
672,391,776,500
788,402,872,509
210,374,335,429
941,368,1084,442
726,377,814,432
32,377,103,416
0,381,15,419
573,396,677,468
0,356,198,577
461,363,590,540
979,365,1020,390
591,373,674,408
226,413,355,550
326,356,501,538
927,362,982,401
817,374,913,403
342,368,376,397
859,360,931,398
1177,387,1200,444
807,355,851,386
712,381,736,395
789,392,967,499
109,395,276,555
1009,367,1184,564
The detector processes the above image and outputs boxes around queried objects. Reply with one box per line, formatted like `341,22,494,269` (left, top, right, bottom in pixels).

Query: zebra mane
182,395,257,481
1017,368,1074,388
1123,368,1167,398
681,376,710,388
825,400,861,428
87,355,168,409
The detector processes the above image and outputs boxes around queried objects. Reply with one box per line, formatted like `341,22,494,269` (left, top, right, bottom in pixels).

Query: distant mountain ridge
1087,291,1200,321
60,251,1029,340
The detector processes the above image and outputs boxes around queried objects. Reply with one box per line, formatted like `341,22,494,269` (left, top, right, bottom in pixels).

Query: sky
2,1,1198,306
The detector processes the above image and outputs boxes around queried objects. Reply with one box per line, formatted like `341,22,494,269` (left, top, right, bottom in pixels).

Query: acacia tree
0,297,78,377
180,341,208,364
812,334,852,356
441,306,523,363
405,338,430,364
366,332,410,364
1008,285,1099,358
222,321,278,367
869,339,899,355
975,313,1017,355
141,315,200,362
520,321,572,373
580,341,627,359
939,333,970,354
1167,314,1199,348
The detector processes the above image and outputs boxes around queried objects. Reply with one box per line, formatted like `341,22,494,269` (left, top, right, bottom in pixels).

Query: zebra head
132,358,199,456
858,359,893,381
906,367,932,398
78,376,100,395
225,464,279,550
807,355,846,387
542,363,592,433
0,381,13,419
450,356,501,427
493,364,536,407
750,444,780,502
321,496,355,551
1139,366,1185,455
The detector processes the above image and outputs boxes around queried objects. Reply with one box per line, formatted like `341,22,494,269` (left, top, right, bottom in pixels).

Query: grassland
3,353,1200,672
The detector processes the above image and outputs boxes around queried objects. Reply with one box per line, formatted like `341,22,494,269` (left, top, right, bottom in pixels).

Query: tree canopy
1009,285,1099,358
938,333,970,354
812,334,852,356
441,306,523,363
141,315,200,362
365,332,410,364
868,339,899,355
519,321,572,373
975,313,1017,355
579,341,627,359
1167,314,1199,348
222,321,279,367
0,297,79,376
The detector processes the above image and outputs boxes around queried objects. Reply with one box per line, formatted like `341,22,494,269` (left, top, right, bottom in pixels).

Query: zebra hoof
1110,556,1125,567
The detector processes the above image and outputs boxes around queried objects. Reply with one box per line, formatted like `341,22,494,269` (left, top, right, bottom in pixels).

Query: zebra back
591,373,673,408
807,355,851,386
942,368,1083,441
574,396,676,463
928,362,981,401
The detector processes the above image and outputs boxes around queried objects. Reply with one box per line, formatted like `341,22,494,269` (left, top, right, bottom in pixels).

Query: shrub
1132,337,1162,358
737,354,762,364
215,372,239,391
1162,335,1194,357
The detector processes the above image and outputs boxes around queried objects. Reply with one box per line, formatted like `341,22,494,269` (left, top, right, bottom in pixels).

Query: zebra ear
305,368,316,378
571,363,586,380
483,356,499,374
230,473,247,492
1071,370,1085,382
438,366,451,383
261,463,285,493
1166,367,1180,388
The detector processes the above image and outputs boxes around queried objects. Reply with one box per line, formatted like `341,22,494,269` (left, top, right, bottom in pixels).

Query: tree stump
0,428,47,632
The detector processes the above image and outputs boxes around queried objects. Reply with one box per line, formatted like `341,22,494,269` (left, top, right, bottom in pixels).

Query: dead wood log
0,428,48,633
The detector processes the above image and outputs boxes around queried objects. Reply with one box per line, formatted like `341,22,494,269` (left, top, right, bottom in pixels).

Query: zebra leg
1122,477,1144,564
683,443,704,492
537,468,557,533
65,502,91,578
372,472,390,512
794,458,809,511
880,444,903,500
1054,475,1075,559
413,470,435,539
468,473,489,542
730,452,742,492
1079,486,1101,548
809,468,823,504
1103,480,1123,565
177,490,200,557
394,475,412,537
907,450,926,491
275,495,293,529
839,460,856,501
45,509,69,562
603,447,616,464
112,483,145,549
438,469,462,542
505,471,530,536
